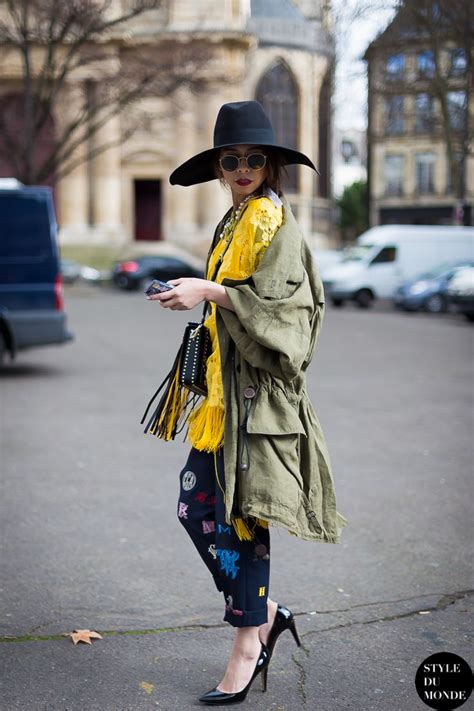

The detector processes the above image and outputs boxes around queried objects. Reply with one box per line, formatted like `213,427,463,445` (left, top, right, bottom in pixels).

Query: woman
146,101,346,705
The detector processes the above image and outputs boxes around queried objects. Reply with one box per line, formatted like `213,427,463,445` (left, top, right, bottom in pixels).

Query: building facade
0,0,335,256
364,5,473,227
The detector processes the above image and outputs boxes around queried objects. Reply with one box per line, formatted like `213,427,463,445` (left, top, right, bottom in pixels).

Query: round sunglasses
219,152,267,172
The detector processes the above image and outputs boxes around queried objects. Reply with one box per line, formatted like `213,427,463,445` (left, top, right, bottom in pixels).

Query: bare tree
0,0,212,184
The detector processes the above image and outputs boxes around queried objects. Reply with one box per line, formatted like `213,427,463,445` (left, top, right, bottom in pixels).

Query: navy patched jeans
177,447,270,627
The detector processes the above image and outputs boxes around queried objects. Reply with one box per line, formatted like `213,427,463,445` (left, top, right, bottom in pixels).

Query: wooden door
134,179,162,241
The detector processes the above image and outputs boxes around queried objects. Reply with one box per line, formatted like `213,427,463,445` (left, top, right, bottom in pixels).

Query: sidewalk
2,592,472,710
1,288,472,711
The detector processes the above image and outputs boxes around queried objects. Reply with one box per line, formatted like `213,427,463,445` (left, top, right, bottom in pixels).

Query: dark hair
214,146,288,196
263,148,288,196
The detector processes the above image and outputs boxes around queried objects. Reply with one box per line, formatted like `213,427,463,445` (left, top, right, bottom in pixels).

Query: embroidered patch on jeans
182,471,197,491
202,520,215,534
177,502,188,519
216,549,240,580
225,595,244,616
258,586,266,597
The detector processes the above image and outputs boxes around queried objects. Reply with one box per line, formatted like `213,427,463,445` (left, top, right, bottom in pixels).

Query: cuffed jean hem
223,607,268,628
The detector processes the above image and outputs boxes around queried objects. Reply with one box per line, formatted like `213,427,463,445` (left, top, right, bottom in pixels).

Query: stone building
364,4,473,227
0,0,335,257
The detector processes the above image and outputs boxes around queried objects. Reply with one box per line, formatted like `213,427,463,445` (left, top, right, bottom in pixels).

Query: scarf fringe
231,517,269,541
231,517,255,541
187,401,224,453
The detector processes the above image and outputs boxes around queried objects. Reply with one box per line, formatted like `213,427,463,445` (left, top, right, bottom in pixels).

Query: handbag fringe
141,345,197,441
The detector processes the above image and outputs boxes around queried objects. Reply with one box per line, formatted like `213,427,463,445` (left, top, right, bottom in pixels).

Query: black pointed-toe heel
266,604,301,659
199,643,270,705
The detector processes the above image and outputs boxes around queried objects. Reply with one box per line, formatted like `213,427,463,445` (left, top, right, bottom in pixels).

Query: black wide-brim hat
169,100,319,186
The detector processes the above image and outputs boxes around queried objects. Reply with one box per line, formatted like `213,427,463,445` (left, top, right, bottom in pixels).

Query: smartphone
144,279,175,296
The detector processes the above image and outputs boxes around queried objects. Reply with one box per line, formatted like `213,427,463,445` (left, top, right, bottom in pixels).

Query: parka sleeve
218,244,324,382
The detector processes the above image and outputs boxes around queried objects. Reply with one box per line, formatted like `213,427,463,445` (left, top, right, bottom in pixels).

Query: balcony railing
384,186,404,197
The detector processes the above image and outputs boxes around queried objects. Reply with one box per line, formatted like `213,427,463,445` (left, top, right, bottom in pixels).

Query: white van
322,225,474,307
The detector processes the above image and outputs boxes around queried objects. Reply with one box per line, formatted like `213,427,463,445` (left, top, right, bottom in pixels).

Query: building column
55,86,90,243
167,87,199,247
298,57,320,236
91,113,125,242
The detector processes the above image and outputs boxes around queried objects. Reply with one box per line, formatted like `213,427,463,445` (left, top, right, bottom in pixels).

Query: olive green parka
210,197,347,543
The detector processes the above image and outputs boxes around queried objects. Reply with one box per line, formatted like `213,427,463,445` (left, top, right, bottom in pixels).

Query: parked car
0,182,73,364
447,266,474,322
112,255,203,291
60,259,108,285
60,259,82,284
393,261,474,313
80,264,109,283
323,225,474,308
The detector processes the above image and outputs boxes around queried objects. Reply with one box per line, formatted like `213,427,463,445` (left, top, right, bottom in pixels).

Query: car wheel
354,289,373,308
424,294,446,313
0,332,5,365
116,274,136,291
331,298,344,307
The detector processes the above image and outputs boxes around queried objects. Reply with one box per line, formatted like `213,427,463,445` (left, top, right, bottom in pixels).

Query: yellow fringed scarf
187,194,283,453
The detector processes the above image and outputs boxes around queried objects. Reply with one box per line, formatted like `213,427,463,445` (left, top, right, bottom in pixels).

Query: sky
331,1,397,131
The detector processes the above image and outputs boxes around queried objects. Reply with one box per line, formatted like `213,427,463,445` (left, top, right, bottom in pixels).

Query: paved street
1,284,473,711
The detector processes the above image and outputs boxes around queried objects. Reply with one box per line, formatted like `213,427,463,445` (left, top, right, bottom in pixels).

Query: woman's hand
146,278,209,310
147,277,236,312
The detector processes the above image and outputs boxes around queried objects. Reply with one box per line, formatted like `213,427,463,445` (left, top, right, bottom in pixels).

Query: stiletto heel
199,643,270,705
289,618,302,647
266,603,301,659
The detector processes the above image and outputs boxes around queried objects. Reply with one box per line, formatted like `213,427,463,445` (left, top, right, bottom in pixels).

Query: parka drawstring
239,397,252,472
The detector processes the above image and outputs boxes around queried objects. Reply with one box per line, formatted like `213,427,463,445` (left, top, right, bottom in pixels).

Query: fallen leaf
140,681,154,696
68,629,103,645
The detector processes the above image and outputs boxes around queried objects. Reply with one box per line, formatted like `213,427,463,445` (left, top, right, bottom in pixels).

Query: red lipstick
236,179,252,186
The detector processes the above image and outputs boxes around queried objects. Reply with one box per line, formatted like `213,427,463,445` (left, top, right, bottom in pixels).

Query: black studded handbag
140,298,213,440
178,308,212,397
140,221,234,441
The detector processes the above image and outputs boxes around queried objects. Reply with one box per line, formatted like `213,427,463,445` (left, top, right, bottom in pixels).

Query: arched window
256,62,299,192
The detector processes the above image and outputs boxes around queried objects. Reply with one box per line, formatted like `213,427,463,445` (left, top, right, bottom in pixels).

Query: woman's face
218,144,267,205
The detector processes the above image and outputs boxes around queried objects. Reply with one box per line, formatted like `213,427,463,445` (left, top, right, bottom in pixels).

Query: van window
370,246,397,265
342,245,374,262
0,194,51,259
